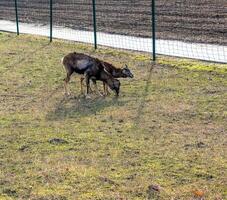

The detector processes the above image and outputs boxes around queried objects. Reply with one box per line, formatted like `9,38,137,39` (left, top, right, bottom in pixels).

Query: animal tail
61,57,66,72
61,57,64,64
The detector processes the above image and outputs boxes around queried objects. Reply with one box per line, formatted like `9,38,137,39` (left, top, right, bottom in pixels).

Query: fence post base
50,0,53,42
92,0,97,49
152,0,156,61
14,0,19,35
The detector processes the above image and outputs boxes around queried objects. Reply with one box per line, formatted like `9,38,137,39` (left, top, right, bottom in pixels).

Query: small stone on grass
49,138,68,145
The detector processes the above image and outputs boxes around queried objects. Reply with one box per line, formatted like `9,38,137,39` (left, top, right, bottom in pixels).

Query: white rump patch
77,59,91,70
61,57,64,64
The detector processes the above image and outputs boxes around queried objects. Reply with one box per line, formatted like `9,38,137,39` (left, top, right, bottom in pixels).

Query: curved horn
101,61,107,68
125,64,129,69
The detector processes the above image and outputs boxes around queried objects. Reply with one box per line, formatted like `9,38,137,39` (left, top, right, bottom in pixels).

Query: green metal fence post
152,0,156,61
92,0,97,49
14,0,19,35
50,0,53,42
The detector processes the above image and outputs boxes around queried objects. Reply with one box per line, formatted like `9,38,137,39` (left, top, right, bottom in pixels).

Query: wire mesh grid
0,0,226,63
156,0,227,62
0,0,15,22
16,0,49,36
0,0,16,32
95,0,153,53
52,0,93,44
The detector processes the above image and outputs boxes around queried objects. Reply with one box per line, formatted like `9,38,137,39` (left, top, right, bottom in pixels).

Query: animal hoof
85,95,92,99
64,92,71,97
105,91,111,96
99,92,105,97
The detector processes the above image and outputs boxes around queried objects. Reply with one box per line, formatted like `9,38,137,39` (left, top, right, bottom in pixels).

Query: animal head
109,79,121,96
121,64,134,78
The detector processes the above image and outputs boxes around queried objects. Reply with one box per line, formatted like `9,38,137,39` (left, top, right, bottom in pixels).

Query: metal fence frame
6,0,226,63
13,0,156,60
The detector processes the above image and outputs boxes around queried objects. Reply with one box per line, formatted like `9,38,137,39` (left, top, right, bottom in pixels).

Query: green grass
0,32,226,200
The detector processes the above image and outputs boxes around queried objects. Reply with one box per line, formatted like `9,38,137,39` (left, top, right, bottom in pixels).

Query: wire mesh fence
96,0,153,53
156,0,227,62
157,0,227,45
0,0,15,23
0,0,226,63
18,0,49,36
52,0,94,44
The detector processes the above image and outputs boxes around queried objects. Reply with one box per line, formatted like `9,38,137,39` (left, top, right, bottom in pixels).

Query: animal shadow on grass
46,95,127,121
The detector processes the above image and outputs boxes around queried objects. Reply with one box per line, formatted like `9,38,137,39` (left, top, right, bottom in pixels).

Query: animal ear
122,68,126,73
125,64,129,69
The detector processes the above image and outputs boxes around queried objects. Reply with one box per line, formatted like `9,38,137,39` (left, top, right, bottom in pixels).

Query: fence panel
52,0,93,45
16,0,49,37
95,0,153,55
0,0,17,32
0,0,226,63
156,0,227,62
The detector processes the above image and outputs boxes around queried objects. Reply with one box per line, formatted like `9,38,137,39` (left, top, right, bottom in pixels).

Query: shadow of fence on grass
133,63,154,127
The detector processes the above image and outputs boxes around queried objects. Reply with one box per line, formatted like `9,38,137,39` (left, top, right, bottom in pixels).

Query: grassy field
0,32,226,200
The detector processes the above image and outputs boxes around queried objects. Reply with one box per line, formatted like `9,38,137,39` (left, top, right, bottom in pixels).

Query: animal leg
106,86,110,95
80,77,85,94
64,70,73,96
84,72,91,98
81,76,94,94
92,79,104,97
103,82,110,96
103,82,106,95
